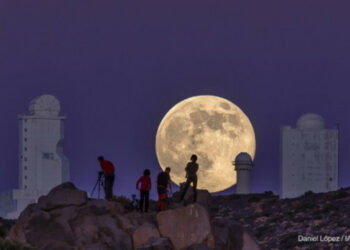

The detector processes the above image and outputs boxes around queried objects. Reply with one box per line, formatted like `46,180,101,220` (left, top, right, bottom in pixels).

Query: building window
24,138,27,142
42,152,54,160
24,157,27,161
24,176,27,180
24,185,27,189
24,128,28,132
24,166,27,170
24,147,27,151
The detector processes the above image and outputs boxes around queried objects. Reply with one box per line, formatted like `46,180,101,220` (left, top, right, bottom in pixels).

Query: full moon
155,95,256,193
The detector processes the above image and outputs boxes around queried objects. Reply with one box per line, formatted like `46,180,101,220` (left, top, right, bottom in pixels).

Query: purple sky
1,1,350,198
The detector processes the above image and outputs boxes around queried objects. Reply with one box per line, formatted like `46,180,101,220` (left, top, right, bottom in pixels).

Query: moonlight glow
155,95,256,193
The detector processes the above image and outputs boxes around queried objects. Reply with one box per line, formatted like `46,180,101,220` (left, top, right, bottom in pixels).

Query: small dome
29,95,60,117
296,113,325,130
234,152,253,164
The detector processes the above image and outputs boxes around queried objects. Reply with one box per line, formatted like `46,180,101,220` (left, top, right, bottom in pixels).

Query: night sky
1,1,350,198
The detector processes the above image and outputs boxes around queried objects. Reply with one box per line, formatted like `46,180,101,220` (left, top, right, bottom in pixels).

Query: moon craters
156,96,256,193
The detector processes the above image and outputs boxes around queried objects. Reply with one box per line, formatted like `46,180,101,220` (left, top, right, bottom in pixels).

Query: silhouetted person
98,156,115,201
180,154,199,203
157,167,172,211
136,169,152,212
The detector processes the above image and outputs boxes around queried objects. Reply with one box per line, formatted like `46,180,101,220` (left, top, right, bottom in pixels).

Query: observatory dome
296,113,325,130
29,95,60,117
234,152,253,165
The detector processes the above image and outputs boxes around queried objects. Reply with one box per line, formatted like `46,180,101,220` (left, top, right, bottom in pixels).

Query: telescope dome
29,95,60,117
235,152,253,165
296,113,325,130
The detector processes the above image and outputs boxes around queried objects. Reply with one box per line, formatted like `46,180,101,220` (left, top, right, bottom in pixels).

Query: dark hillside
211,188,350,249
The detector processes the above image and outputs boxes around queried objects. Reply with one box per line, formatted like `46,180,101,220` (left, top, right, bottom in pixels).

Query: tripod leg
90,179,100,198
98,180,101,199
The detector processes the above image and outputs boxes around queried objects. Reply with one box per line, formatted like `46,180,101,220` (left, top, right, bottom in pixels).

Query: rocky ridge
6,182,259,250
211,188,350,250
5,182,349,250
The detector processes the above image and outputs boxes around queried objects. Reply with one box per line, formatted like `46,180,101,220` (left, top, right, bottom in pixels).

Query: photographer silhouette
91,171,105,198
97,156,115,201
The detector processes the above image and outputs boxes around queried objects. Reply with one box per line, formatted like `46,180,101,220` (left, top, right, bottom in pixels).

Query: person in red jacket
157,167,172,211
136,169,152,212
98,156,115,201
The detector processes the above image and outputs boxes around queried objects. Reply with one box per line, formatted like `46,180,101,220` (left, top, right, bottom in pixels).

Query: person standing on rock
180,154,199,203
136,169,152,212
157,167,172,211
98,156,115,201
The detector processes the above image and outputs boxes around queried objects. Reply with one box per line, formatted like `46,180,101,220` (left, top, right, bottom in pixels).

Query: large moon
155,95,256,193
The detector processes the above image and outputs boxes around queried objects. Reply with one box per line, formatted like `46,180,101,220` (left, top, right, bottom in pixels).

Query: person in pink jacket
136,169,152,212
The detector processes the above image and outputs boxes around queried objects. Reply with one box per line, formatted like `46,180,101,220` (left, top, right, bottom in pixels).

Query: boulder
38,240,73,250
116,214,135,233
186,243,211,250
8,209,50,245
38,182,88,210
8,209,76,249
72,213,132,250
172,183,211,208
77,199,125,216
157,204,214,250
137,237,173,250
7,183,133,250
212,219,260,250
133,223,160,248
242,231,260,250
118,212,157,233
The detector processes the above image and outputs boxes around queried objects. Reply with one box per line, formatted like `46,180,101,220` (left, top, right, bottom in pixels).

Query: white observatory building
280,113,338,199
234,152,253,194
0,95,69,219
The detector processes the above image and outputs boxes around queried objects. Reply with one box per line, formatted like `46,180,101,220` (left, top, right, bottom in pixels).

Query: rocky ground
4,182,259,250
2,184,350,250
0,217,33,249
0,217,14,237
211,188,350,250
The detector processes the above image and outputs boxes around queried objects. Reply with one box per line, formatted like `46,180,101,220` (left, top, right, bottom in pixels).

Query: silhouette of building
280,113,338,199
0,95,69,219
234,152,253,194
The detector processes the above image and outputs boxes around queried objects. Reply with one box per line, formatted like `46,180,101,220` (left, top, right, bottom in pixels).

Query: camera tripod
90,172,105,198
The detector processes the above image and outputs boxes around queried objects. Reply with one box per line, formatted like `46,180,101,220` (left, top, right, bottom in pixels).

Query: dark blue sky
1,1,349,198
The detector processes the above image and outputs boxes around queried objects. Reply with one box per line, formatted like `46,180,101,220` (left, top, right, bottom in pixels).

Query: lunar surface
155,95,256,193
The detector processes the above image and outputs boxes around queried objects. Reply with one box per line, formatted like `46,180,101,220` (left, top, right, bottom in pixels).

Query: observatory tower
280,113,338,199
0,95,69,219
234,152,253,194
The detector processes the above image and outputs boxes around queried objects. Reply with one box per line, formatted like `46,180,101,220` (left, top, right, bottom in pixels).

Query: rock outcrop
133,223,160,248
8,183,133,250
7,182,260,250
172,183,211,209
212,219,259,250
6,181,350,250
137,237,173,250
157,203,214,250
37,182,88,211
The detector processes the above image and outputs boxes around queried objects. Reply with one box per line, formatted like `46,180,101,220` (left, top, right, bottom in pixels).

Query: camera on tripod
98,171,104,178
91,171,105,198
